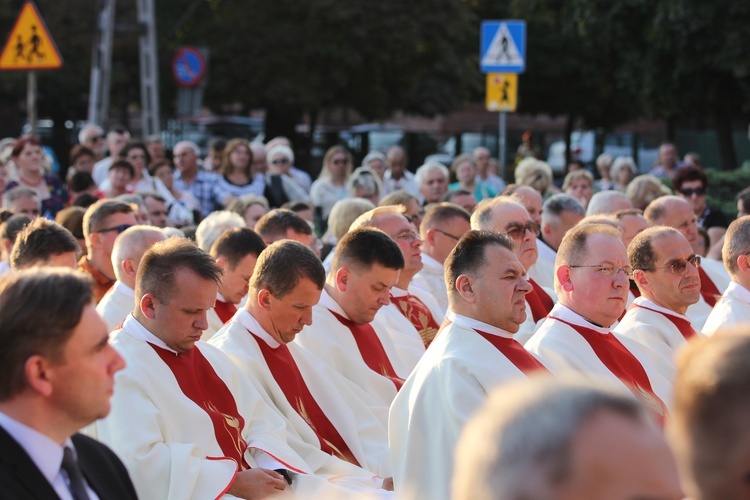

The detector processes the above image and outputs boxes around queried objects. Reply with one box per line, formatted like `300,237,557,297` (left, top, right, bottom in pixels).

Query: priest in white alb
96,225,165,332
615,227,701,378
644,196,731,330
95,238,392,499
526,224,673,416
294,228,413,409
471,197,556,344
350,206,441,351
703,216,750,335
210,239,392,477
411,202,471,314
203,227,266,340
389,230,549,500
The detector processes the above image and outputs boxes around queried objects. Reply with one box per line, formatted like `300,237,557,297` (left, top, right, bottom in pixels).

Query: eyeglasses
434,228,460,241
646,255,701,275
391,229,421,243
271,158,290,165
405,211,424,225
91,135,104,142
504,221,540,240
569,263,633,278
332,158,348,165
679,187,705,197
127,153,146,160
95,224,133,234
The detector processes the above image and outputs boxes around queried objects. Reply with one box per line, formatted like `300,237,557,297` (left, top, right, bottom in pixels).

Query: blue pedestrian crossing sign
480,20,526,74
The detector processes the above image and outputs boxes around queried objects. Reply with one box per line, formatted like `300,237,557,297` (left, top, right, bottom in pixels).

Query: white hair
611,156,638,177
174,140,200,156
195,210,245,251
414,162,449,186
453,377,648,500
361,150,386,168
78,124,103,145
266,144,295,165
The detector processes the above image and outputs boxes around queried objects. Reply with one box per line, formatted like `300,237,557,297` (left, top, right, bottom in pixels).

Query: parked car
161,116,264,156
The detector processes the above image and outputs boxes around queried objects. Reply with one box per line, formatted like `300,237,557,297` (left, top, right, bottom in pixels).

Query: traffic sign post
0,1,63,136
480,20,526,179
172,47,206,88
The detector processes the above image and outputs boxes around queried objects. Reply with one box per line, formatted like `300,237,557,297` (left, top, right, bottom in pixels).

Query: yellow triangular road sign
0,1,63,70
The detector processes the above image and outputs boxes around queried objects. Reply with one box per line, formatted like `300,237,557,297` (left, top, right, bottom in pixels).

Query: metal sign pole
499,111,506,180
27,71,36,136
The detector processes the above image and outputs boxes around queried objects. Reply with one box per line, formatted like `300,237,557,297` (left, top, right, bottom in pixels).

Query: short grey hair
266,144,295,165
347,167,382,199
586,191,632,216
2,186,39,210
195,210,245,251
414,162,449,186
453,377,648,500
611,156,638,177
542,194,585,227
722,215,750,278
78,123,103,145
111,225,166,282
173,140,200,156
361,151,386,168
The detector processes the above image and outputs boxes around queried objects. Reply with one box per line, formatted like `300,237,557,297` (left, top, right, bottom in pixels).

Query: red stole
250,332,360,466
549,316,667,418
214,299,238,324
629,280,641,298
473,329,549,374
327,309,404,390
698,268,721,307
631,304,697,340
389,292,440,346
149,343,250,470
526,278,554,323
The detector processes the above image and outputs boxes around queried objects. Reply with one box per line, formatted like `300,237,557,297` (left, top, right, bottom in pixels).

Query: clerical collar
318,288,351,320
633,297,691,321
549,304,611,334
216,291,227,303
446,310,514,339
726,281,750,304
112,280,134,298
237,309,281,349
122,314,179,354
390,286,408,298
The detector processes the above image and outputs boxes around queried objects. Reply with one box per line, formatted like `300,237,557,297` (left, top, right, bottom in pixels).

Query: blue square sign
480,20,526,74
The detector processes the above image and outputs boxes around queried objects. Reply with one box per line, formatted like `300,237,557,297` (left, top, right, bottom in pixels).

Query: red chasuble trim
473,329,549,374
250,331,361,466
389,293,440,346
214,300,238,324
548,316,667,418
148,343,250,470
698,268,721,307
526,278,554,323
327,309,404,390
631,304,697,340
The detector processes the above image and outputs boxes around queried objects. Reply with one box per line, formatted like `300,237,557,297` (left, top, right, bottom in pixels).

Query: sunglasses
271,158,290,165
679,187,705,197
95,224,133,234
504,221,541,240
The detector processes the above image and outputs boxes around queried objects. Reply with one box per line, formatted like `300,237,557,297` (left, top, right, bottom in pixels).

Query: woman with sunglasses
311,146,353,223
263,144,310,208
673,166,729,253
213,138,265,208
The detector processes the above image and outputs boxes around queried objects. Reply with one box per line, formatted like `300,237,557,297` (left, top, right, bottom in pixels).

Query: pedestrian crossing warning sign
0,2,63,71
486,73,518,112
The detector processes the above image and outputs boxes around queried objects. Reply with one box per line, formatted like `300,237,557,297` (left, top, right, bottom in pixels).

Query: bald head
644,196,700,253
111,226,167,287
509,185,544,225
586,191,633,216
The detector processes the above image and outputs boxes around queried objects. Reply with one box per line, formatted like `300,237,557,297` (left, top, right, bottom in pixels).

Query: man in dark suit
0,268,137,499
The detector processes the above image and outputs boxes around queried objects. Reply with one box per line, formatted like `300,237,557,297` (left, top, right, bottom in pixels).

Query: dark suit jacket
0,425,138,499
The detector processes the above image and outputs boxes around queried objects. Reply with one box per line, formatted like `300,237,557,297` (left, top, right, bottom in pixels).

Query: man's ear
737,254,750,274
424,228,437,247
335,267,350,292
557,265,574,292
140,292,158,319
257,289,272,312
215,256,228,270
24,355,54,397
122,259,136,279
455,274,476,303
632,269,650,293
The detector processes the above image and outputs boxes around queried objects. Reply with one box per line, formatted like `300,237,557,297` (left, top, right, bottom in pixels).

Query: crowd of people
1,124,750,499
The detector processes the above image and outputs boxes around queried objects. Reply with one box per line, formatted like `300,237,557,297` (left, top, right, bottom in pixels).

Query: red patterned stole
389,292,441,346
631,304,697,340
149,343,250,470
327,310,404,390
526,278,554,323
250,332,360,466
473,329,549,374
698,268,721,307
214,299,238,324
549,316,667,418
629,280,641,298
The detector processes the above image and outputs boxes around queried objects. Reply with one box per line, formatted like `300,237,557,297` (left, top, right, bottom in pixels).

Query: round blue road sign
172,47,205,87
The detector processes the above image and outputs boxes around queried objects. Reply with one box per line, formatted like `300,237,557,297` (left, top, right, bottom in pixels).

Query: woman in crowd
263,144,310,208
213,138,265,207
562,170,595,209
515,157,557,198
150,158,201,223
6,135,68,218
227,193,270,228
626,174,671,211
347,166,383,205
611,156,638,192
101,160,134,199
595,153,615,191
310,146,353,223
449,153,496,202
